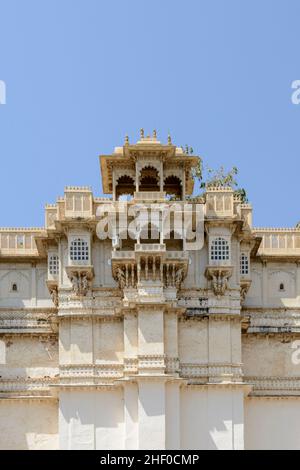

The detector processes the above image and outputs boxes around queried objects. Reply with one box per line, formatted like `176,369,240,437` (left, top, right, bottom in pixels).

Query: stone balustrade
0,229,42,256
133,191,166,202
254,228,300,256
135,243,165,252
112,249,188,290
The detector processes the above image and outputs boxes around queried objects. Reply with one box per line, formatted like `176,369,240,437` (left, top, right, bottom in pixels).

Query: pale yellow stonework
0,132,300,449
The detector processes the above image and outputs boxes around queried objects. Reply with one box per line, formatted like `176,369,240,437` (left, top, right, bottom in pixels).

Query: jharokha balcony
111,241,189,303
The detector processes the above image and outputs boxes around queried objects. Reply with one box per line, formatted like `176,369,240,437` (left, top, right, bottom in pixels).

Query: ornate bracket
241,315,251,333
164,263,187,289
112,264,137,290
111,252,189,296
205,266,233,297
65,266,94,297
46,280,59,307
240,279,252,302
113,265,126,289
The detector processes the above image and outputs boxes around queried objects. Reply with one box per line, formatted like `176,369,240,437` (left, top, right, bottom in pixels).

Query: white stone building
1,132,300,450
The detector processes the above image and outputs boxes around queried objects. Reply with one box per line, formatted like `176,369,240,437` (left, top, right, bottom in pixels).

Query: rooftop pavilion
100,129,199,201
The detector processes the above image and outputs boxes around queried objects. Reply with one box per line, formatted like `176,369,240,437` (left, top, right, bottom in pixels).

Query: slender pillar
160,159,163,192
182,166,186,200
296,261,300,298
262,260,268,307
136,164,139,192
31,263,37,307
112,168,116,201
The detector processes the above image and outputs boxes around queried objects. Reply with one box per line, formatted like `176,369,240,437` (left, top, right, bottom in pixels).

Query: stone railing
111,250,188,290
165,250,189,260
254,228,300,256
135,243,166,252
111,250,136,260
0,229,43,256
134,191,166,202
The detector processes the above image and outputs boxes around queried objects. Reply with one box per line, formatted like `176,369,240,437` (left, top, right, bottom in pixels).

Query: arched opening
164,175,182,200
139,166,159,192
116,175,135,200
165,230,183,251
140,222,160,243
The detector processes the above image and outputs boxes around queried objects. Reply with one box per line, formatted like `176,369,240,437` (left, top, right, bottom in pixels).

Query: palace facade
0,132,300,450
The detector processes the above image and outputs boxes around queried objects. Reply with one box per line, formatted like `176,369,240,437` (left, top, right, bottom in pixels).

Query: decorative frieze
243,311,300,334
0,377,58,396
138,354,166,374
180,363,243,381
59,364,124,381
124,357,138,374
0,310,58,334
246,376,300,396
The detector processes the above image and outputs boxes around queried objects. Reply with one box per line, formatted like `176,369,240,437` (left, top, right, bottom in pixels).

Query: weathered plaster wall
178,318,241,365
180,387,244,450
0,400,58,450
245,261,299,308
245,398,300,450
94,320,124,363
59,389,124,450
93,240,116,288
179,319,208,363
242,336,298,377
0,336,58,378
0,263,51,308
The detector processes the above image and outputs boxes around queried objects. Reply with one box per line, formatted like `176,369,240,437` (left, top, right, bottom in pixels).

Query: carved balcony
111,246,189,304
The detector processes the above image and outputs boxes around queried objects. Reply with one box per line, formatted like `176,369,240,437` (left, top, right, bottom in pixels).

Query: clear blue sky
0,0,299,228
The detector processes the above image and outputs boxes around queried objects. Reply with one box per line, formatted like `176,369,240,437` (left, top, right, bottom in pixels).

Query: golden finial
168,133,172,145
153,129,157,139
140,128,144,139
125,135,129,145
